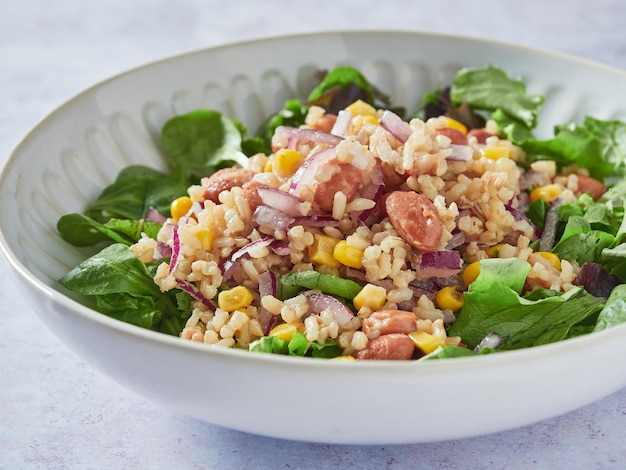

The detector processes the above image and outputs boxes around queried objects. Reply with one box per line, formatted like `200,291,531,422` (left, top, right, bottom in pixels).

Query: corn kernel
263,161,273,172
346,99,378,117
273,148,303,178
218,286,253,312
331,355,356,361
535,251,561,270
195,228,214,251
269,322,305,341
462,261,481,286
353,283,387,311
361,115,380,126
170,196,192,220
529,184,563,203
435,286,464,312
309,234,341,268
333,240,364,269
409,330,447,354
444,117,468,134
482,146,511,160
485,244,503,258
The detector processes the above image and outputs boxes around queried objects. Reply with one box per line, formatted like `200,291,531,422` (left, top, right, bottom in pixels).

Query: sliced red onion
330,109,352,137
380,109,411,143
221,237,275,281
252,205,295,232
269,240,291,256
447,144,473,161
168,225,181,275
175,279,217,311
288,146,338,197
473,332,502,353
145,207,167,223
445,231,466,250
538,198,562,251
257,186,310,217
356,161,385,222
304,291,355,326
154,241,172,260
257,270,278,335
416,251,463,278
505,203,541,240
191,200,204,217
274,125,343,150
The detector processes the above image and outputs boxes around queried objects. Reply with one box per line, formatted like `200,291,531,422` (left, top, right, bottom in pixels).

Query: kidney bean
311,113,337,133
354,334,415,360
576,174,606,201
467,128,493,144
385,191,443,252
314,163,362,212
436,127,468,145
202,168,256,203
241,179,264,212
362,310,417,338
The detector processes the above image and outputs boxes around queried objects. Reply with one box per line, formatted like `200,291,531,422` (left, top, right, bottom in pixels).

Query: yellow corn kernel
462,261,481,286
485,244,503,258
269,322,305,342
409,330,447,355
195,228,214,251
263,160,273,172
353,283,387,311
535,251,561,270
333,240,364,269
346,99,378,117
309,234,341,268
273,148,303,178
444,117,468,134
435,286,464,312
218,286,253,312
482,146,511,160
361,115,380,126
331,355,356,361
529,184,563,203
170,196,192,220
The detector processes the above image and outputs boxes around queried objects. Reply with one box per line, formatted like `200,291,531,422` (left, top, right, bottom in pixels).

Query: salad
58,65,626,360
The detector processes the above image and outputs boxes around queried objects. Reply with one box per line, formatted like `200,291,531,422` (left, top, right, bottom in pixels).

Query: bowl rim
2,28,626,372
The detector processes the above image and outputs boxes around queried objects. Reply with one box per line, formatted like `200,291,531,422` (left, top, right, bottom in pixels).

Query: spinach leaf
57,213,161,247
526,199,550,232
161,109,249,180
248,331,343,358
447,258,605,350
450,65,544,129
307,66,376,106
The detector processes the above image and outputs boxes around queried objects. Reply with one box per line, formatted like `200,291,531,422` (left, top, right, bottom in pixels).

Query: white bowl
2,31,626,445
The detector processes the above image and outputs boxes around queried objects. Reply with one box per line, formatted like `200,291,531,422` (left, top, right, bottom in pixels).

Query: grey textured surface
2,1,626,468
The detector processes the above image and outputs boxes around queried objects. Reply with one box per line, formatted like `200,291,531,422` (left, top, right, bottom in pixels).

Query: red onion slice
252,205,296,232
330,109,352,137
292,215,340,228
258,270,278,335
273,125,343,151
257,186,310,217
175,279,217,311
168,225,181,275
221,237,275,280
145,207,167,223
380,109,411,143
447,144,474,161
288,147,338,197
416,251,462,278
304,291,355,326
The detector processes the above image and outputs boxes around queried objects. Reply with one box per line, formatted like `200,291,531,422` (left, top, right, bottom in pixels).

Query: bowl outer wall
2,30,626,444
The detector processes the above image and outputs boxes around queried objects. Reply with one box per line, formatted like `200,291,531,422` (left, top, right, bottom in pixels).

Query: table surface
2,1,626,468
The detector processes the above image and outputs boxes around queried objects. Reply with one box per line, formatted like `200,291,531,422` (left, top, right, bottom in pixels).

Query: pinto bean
314,163,362,212
202,168,256,203
576,174,606,201
436,127,468,145
362,310,417,338
354,334,415,360
385,191,443,252
311,113,337,133
467,129,493,144
241,179,264,212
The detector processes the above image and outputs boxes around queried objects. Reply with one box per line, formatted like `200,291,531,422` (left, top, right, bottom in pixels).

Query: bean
385,191,443,252
362,310,417,338
467,128,493,144
202,168,256,203
576,174,605,201
436,127,468,145
354,334,415,360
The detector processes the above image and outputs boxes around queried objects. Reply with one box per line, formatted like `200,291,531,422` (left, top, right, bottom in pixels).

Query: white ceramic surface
2,30,626,445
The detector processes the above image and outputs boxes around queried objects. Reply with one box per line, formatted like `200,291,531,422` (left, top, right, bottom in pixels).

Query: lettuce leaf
447,258,605,350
